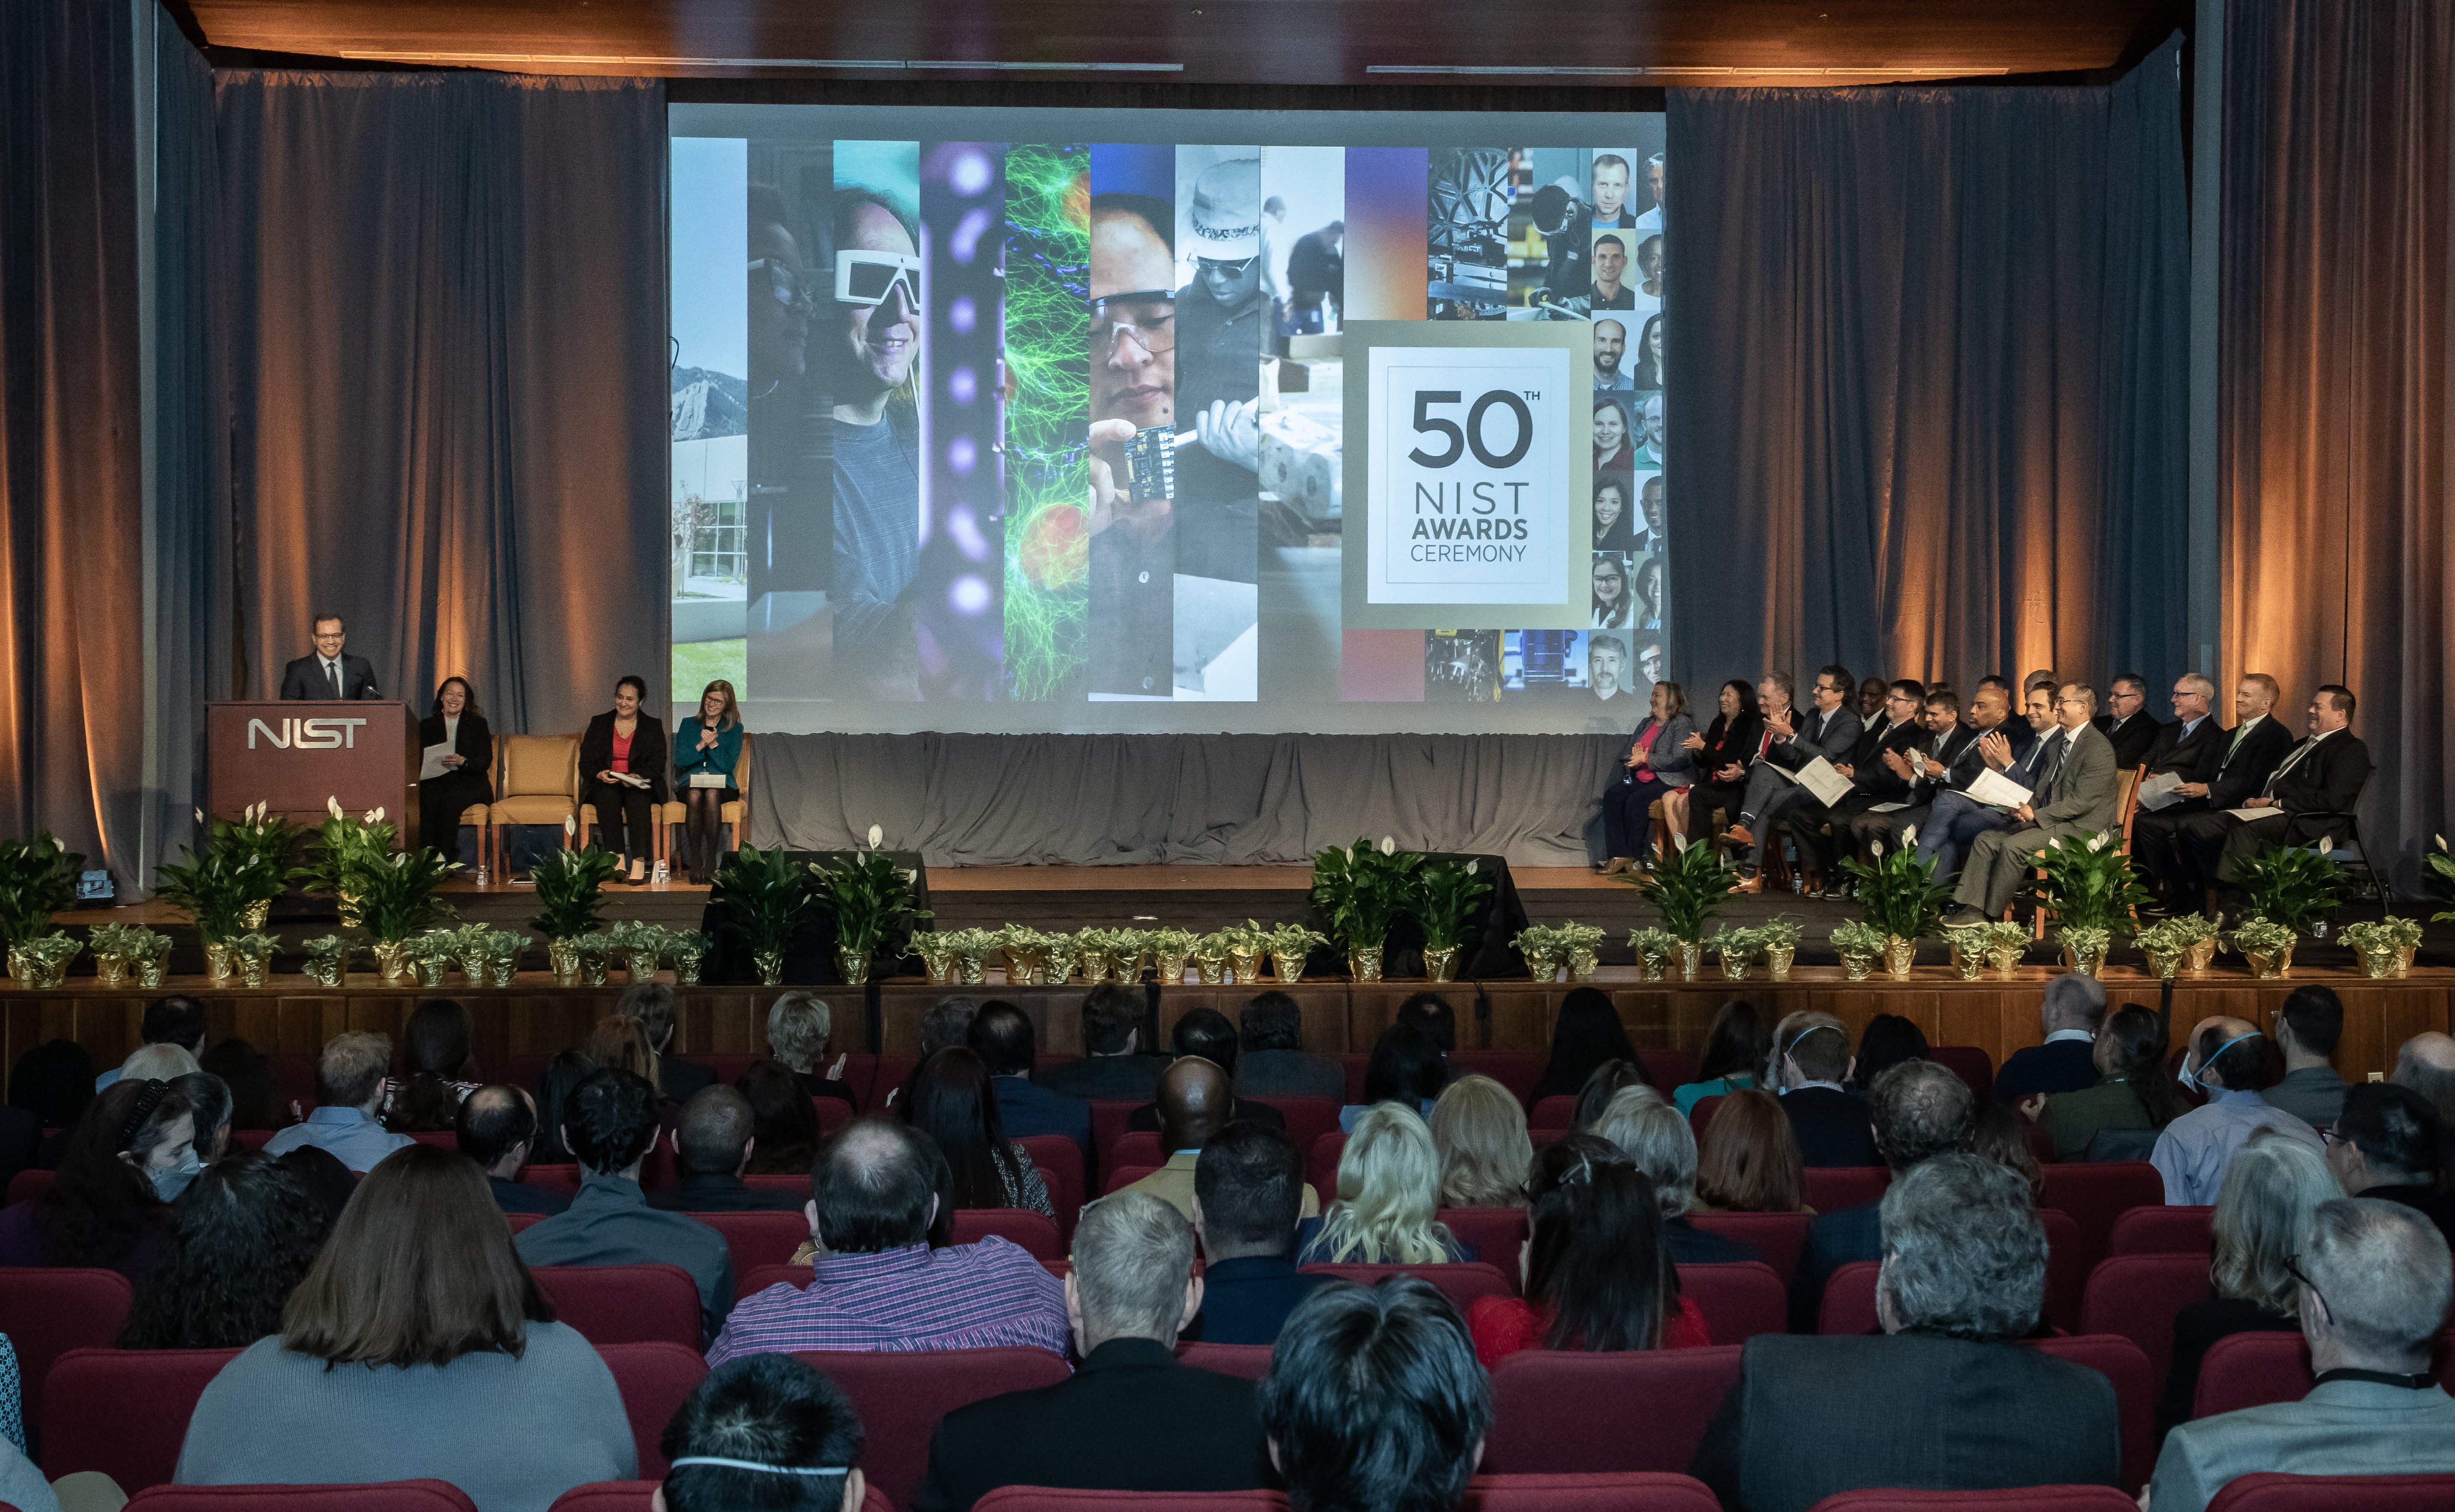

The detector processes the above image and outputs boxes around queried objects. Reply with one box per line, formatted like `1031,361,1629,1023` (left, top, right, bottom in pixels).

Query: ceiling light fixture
1367,63,2009,77
337,51,1183,72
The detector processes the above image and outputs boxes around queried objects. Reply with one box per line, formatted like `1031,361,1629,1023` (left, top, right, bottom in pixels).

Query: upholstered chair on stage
487,734,581,871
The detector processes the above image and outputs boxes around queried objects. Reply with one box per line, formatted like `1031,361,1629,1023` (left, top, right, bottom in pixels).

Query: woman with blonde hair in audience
1429,1075,1534,1208
173,1143,634,1507
1693,1088,1811,1214
765,991,854,1106
2155,1131,2342,1434
1298,1103,1474,1264
583,1014,661,1098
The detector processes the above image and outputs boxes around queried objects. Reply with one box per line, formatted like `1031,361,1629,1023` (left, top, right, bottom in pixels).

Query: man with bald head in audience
2391,1031,2455,1173
457,1084,567,1215
649,1085,805,1212
1123,1058,1318,1222
2151,1017,2323,1205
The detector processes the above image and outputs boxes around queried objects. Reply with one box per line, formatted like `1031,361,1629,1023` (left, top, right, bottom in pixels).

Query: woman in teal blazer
672,679,745,884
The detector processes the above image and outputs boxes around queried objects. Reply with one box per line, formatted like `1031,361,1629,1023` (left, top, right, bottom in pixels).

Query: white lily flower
1465,860,1479,875
328,796,344,818
2088,832,2109,852
1871,840,1884,859
2439,835,2448,852
1380,837,1396,855
1902,826,1918,849
366,808,383,823
904,868,919,885
194,807,206,824
564,816,578,836
868,824,885,848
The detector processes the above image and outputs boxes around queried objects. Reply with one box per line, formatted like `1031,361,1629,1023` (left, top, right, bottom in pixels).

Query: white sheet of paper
2225,805,2286,823
1966,768,2033,808
1793,756,1856,808
1867,802,1910,814
2134,771,2185,810
418,741,453,781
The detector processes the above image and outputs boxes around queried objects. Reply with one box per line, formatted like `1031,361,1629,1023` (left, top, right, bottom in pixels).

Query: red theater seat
1483,1345,1744,1475
126,1483,479,1512
1308,1133,1346,1195
1439,1208,1530,1267
978,1493,1283,1512
41,1346,240,1490
2040,1209,2086,1332
1639,1051,1703,1093
949,1208,1064,1262
797,1347,1072,1511
737,1263,813,1299
1466,1473,1723,1512
1818,1261,1881,1336
1176,1342,1274,1378
518,1163,585,1199
1298,1262,1516,1307
2028,1334,2157,1492
1530,1096,1577,1130
2105,1205,2215,1257
1802,1490,2140,1511
550,1484,895,1512
1687,1212,1810,1288
506,1211,547,1234
692,1210,812,1276
6,1169,51,1205
744,1172,809,1198
1110,1130,1163,1171
1802,1167,1890,1214
405,1131,458,1151
530,1264,702,1349
0,1267,135,1436
2079,1253,2212,1390
1091,1101,1139,1172
1452,1052,1547,1106
1105,1164,1160,1194
1014,1136,1085,1239
2040,1163,2167,1272
598,1342,707,1479
2205,1474,2455,1512
1688,1097,1723,1139
858,1054,916,1110
1248,1097,1342,1160
1926,1046,1995,1097
1675,1262,1787,1344
2190,1330,2312,1419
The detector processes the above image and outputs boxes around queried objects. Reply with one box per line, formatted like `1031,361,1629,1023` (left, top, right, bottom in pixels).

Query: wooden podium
206,701,420,839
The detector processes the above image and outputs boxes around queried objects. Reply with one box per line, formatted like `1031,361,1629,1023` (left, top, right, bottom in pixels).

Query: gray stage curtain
2220,0,2452,889
0,0,147,882
209,70,668,740
751,732,1627,867
1664,40,2189,695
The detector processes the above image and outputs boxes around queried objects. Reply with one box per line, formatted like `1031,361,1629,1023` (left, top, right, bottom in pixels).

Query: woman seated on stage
1662,678,1762,859
578,674,667,884
671,678,744,885
1599,680,1695,874
416,676,493,863
1298,1102,1474,1266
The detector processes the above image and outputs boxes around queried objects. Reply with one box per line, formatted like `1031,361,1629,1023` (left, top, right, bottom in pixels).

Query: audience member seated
121,1150,331,1348
384,997,478,1133
174,1143,635,1508
0,1436,56,1512
1770,1012,1880,1167
1992,974,2107,1104
1125,1008,1288,1133
201,1036,294,1131
2392,1030,2455,1172
1792,1059,1974,1333
1342,1023,1450,1133
2263,984,2351,1130
1694,1088,1811,1214
913,1191,1273,1511
96,996,207,1091
1297,1103,1473,1264
905,1047,1055,1220
918,997,982,1060
767,991,855,1106
0,1077,192,1280
620,982,715,1100
659,1354,867,1512
532,1048,595,1163
2157,1132,2340,1436
649,1085,807,1213
2023,1003,2186,1160
1970,1100,2046,1202
1673,998,1769,1114
1428,1074,1532,1209
1259,1277,1489,1512
11,1037,97,1158
1395,992,1458,1054
1035,984,1169,1101
1235,990,1346,1100
1127,1057,1317,1222
708,1118,1068,1365
111,1042,201,1090
1469,1133,1711,1367
1528,987,1641,1103
738,1057,823,1175
1572,1058,1661,1128
967,999,1091,1155
584,1013,664,1096
458,1085,568,1215
1847,1013,1929,1094
2147,1197,2455,1512
173,1069,233,1161
514,1067,735,1341
281,1145,358,1230
2154,1018,2323,1204
264,1031,416,1173
1187,1122,1326,1344
2326,1082,2455,1245
1594,1088,1758,1263
1694,1155,2121,1510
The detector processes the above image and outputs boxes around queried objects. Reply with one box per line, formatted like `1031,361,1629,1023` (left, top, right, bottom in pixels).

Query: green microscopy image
1000,141,1091,702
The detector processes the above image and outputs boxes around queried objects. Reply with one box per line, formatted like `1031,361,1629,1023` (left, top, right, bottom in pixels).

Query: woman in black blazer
1666,678,1765,851
577,674,668,884
416,677,494,862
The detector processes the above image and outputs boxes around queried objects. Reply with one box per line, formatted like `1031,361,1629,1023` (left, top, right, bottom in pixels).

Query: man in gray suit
1726,663,1864,892
1943,683,2121,924
2146,1197,2455,1512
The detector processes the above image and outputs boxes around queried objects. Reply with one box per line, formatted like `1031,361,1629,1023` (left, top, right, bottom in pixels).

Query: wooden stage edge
5,965,2448,1091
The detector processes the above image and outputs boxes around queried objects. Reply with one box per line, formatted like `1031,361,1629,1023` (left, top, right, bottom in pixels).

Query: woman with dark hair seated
2025,1003,2191,1160
1341,1024,1450,1133
1849,1013,1930,1094
385,998,478,1133
1572,1060,1660,1130
173,1144,634,1506
200,1037,296,1132
0,1078,195,1281
1467,1132,1710,1366
1693,1089,1812,1214
578,673,668,886
1673,999,1771,1114
900,1048,1053,1219
531,1049,595,1164
122,1152,332,1349
736,1058,821,1176
1531,987,1643,1103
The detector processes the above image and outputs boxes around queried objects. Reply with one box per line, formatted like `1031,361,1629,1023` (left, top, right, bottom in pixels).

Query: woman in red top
578,675,669,884
1468,1132,1711,1368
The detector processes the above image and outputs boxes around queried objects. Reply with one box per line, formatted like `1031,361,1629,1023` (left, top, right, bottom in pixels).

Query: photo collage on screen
1422,139,1667,713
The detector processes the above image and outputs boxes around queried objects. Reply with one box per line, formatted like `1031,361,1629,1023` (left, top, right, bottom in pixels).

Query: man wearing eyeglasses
2149,1019,2323,1205
1085,194,1182,698
1942,683,2121,925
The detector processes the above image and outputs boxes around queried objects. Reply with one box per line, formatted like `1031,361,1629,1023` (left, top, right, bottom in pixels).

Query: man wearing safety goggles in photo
820,190,925,700
2150,1016,2324,1204
1084,193,1181,698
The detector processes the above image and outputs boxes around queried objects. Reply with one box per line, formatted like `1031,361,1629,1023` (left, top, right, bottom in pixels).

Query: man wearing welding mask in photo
2149,1016,2323,1204
821,188,925,699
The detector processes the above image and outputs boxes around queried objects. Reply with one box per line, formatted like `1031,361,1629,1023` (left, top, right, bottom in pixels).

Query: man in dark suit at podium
279,614,379,700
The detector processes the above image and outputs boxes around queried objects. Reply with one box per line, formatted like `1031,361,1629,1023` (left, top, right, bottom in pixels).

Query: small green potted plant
354,848,462,982
154,844,262,983
1755,917,1802,981
1708,924,1762,982
1513,924,1561,982
2231,916,2299,979
1218,921,1271,985
230,931,279,988
1982,919,2033,976
88,922,159,989
10,934,81,989
576,933,613,987
1147,926,1199,985
809,831,931,987
1265,922,1325,984
484,928,529,987
1412,859,1495,983
2134,916,2195,981
1636,838,1738,980
2026,829,2151,977
301,933,353,987
1943,921,1993,980
532,840,625,983
1839,832,1955,979
1108,928,1151,983
662,926,711,986
1184,929,1231,985
1626,925,1678,982
0,832,86,986
1831,919,1887,980
1555,922,1606,982
912,930,963,985
409,928,459,987
1312,837,1423,980
604,919,663,983
2341,916,2422,980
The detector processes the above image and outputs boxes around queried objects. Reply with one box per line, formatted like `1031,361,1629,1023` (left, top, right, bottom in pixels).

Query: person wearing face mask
0,1077,195,1282
2151,1018,2323,1205
578,674,669,885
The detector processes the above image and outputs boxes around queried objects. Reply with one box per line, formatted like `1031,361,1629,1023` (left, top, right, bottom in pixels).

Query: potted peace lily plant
1311,837,1423,980
532,837,625,984
302,798,397,927
705,842,810,987
809,828,931,986
1412,859,1494,982
2026,829,2151,977
212,802,303,929
352,847,461,982
2229,841,2344,979
1839,831,1954,979
0,834,86,986
154,844,270,983
1634,838,1737,980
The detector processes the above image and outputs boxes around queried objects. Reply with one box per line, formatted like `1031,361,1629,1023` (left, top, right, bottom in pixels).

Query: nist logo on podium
248,717,369,750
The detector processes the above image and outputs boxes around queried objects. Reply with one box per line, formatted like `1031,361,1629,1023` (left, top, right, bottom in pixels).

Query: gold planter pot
239,954,270,988
1635,950,1669,983
2061,943,2109,978
837,948,871,987
417,958,450,988
2143,947,2185,982
1765,943,1796,982
372,941,416,985
548,938,583,986
954,953,986,985
1950,943,1988,982
1988,944,2027,977
1717,949,1754,982
488,957,520,988
204,942,237,985
1676,941,1705,982
1076,950,1111,986
241,899,273,930
672,958,703,987
1567,947,1600,983
921,955,957,986
2183,938,2218,973
1225,948,1260,985
625,951,662,983
2396,943,2418,978
1348,945,1385,982
303,958,344,988
2356,942,2399,979
2245,941,2297,980
1424,945,1459,983
1001,947,1041,986
1882,936,1918,980
1156,952,1191,985
94,955,128,989
1841,950,1879,982
1523,950,1559,983
137,952,167,988
1193,953,1228,986
1269,952,1307,986
752,950,785,988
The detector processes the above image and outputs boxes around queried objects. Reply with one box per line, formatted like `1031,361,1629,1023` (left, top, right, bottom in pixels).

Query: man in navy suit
278,613,379,700
970,1000,1092,1160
